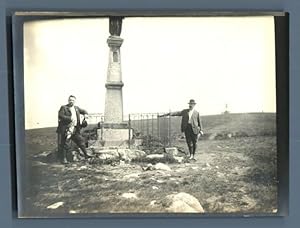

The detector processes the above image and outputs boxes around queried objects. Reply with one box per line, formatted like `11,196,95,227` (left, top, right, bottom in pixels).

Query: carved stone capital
107,36,123,49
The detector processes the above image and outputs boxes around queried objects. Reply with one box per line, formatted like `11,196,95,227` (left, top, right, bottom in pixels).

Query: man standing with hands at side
159,99,203,160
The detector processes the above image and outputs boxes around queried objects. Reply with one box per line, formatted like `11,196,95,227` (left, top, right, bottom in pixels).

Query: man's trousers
184,124,198,156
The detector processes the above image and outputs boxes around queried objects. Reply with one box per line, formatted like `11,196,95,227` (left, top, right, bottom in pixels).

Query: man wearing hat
56,95,91,164
159,99,203,160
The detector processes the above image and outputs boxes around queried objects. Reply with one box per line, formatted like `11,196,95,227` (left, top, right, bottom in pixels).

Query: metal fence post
101,115,104,140
157,113,160,140
128,114,131,149
147,114,149,136
168,110,171,147
151,114,154,136
141,114,145,135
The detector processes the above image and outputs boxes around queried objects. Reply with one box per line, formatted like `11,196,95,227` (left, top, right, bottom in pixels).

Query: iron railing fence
128,113,182,147
86,112,182,147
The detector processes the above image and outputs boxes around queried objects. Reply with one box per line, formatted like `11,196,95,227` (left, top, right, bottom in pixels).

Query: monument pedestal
97,123,133,148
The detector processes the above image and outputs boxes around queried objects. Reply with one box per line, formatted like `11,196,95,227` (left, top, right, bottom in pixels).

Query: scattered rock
150,200,157,206
119,160,125,165
241,195,257,208
121,193,138,199
216,172,225,178
118,149,146,161
123,173,140,180
239,187,247,193
208,133,217,140
77,165,87,171
206,195,222,205
34,151,53,158
176,167,187,173
142,163,154,171
34,149,58,163
163,192,204,213
146,154,164,159
173,156,184,163
96,150,120,160
222,204,246,213
47,202,64,209
232,167,240,175
165,147,179,156
154,163,171,171
32,161,48,166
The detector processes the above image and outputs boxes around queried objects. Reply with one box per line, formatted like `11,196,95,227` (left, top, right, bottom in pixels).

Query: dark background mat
0,0,298,228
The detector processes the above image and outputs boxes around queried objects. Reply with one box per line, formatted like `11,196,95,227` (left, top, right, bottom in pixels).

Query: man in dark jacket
56,95,91,164
159,99,203,160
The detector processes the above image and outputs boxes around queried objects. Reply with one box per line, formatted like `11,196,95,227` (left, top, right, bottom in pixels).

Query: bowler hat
188,99,196,104
81,119,88,128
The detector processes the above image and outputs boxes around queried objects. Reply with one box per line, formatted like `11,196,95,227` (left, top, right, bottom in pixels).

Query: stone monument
97,17,131,147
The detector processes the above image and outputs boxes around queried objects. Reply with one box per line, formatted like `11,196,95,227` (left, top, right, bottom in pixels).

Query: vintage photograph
19,15,277,217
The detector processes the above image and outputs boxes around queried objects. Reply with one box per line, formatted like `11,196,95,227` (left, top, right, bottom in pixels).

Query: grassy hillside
132,112,276,138
25,112,276,154
199,112,276,136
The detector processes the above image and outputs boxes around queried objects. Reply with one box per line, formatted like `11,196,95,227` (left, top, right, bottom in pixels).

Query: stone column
104,36,124,124
96,17,132,147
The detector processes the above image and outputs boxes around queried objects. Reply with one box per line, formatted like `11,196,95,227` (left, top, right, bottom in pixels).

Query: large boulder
163,192,204,213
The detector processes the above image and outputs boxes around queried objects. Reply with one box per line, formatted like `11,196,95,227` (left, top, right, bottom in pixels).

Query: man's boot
192,145,197,160
81,148,92,159
61,150,69,164
187,145,193,158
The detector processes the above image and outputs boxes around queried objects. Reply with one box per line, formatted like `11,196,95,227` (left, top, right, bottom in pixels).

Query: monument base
96,123,132,148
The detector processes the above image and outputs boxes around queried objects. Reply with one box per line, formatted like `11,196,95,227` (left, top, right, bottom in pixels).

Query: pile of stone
87,146,185,165
87,147,146,164
36,146,186,166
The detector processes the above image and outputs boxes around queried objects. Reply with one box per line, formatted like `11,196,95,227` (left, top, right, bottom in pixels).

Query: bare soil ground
21,132,277,217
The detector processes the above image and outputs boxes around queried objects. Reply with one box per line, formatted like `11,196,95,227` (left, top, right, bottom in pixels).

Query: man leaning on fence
159,99,203,160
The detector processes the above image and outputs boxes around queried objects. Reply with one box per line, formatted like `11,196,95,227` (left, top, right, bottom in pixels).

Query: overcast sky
24,16,276,129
